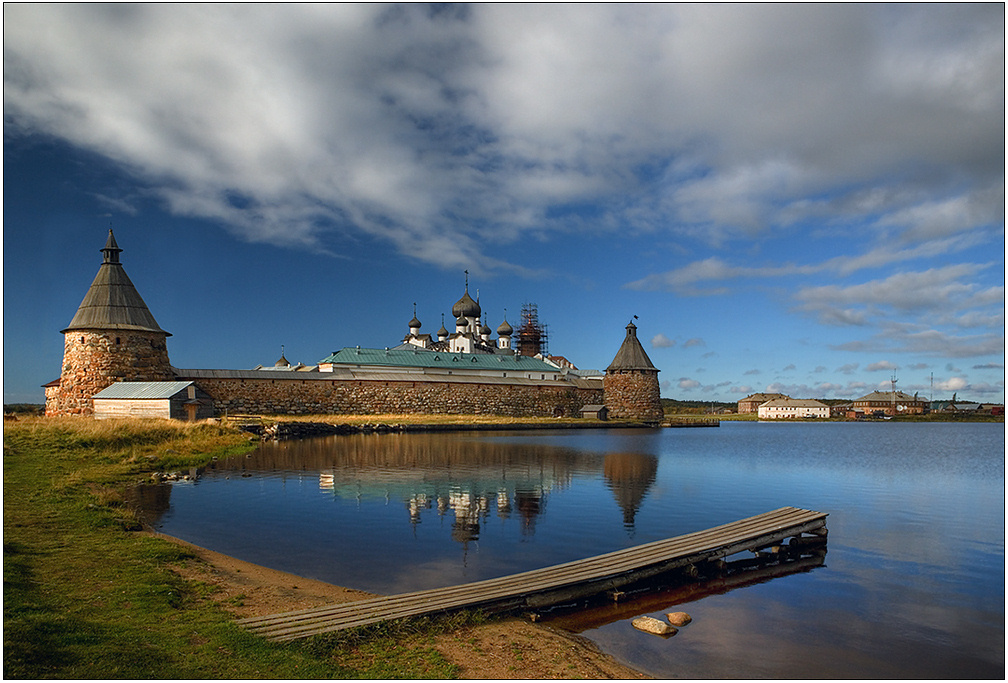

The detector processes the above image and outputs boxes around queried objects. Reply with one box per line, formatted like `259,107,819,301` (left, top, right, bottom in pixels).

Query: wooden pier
237,506,827,641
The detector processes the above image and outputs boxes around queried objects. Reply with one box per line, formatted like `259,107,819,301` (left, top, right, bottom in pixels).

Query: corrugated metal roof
760,397,828,408
606,322,657,371
855,390,924,402
93,381,194,400
318,347,560,372
61,232,169,335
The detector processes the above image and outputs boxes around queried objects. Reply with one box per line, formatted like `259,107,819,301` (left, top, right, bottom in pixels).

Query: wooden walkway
237,506,827,641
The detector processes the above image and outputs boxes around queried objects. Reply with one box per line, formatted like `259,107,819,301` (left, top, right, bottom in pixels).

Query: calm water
142,422,1005,678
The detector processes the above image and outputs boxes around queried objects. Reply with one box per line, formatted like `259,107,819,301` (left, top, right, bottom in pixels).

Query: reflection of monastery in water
208,434,660,547
45,231,662,423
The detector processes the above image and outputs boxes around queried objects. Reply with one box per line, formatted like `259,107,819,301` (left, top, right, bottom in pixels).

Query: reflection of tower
496,489,512,519
517,302,548,357
603,452,658,536
514,486,545,536
406,493,431,527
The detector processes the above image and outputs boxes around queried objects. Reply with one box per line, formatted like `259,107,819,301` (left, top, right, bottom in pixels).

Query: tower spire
102,228,122,265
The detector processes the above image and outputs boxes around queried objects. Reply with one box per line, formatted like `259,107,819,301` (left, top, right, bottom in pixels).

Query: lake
141,422,1005,678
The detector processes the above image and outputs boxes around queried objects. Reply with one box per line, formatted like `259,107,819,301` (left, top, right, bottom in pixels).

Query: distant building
757,397,830,420
853,390,929,417
737,393,787,414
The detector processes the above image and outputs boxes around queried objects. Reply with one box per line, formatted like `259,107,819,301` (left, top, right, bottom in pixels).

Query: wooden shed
92,381,213,421
581,404,609,420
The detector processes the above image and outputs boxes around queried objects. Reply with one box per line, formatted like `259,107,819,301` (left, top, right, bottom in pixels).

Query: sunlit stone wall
183,375,603,418
603,370,663,423
46,330,173,416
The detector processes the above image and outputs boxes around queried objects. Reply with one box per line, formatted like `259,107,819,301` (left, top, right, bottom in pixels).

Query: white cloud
4,4,1003,275
651,333,675,348
937,376,969,392
866,361,899,372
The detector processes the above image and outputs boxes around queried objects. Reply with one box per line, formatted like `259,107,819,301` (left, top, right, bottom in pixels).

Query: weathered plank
237,506,827,641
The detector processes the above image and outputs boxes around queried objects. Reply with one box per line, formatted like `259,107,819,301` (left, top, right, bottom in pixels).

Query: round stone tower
46,230,174,416
603,320,663,424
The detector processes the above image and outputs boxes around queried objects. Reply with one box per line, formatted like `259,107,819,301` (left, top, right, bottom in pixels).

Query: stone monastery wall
604,371,663,422
184,375,604,418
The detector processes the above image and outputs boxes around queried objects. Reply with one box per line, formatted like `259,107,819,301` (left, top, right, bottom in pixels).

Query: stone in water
666,611,692,627
632,616,678,636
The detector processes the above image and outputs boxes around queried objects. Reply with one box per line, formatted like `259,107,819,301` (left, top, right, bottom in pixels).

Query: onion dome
437,314,449,338
275,345,290,367
455,314,468,327
480,320,491,336
61,229,170,336
497,317,513,337
408,303,421,330
451,272,481,319
452,288,480,319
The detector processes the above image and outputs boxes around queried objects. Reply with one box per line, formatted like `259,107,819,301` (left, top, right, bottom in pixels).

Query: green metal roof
319,347,560,372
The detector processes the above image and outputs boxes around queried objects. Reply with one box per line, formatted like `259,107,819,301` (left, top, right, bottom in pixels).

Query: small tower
45,230,174,416
408,303,421,337
497,313,513,351
603,319,662,424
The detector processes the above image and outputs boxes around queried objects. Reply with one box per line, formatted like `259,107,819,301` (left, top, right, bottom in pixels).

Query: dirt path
155,533,648,679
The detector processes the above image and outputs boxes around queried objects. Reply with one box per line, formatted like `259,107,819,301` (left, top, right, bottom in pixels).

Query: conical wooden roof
61,230,170,336
606,321,656,371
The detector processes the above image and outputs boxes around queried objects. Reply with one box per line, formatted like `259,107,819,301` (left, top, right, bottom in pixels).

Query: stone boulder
631,616,678,636
666,611,692,627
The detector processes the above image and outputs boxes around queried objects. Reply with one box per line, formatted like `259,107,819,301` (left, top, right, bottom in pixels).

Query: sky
3,3,1005,405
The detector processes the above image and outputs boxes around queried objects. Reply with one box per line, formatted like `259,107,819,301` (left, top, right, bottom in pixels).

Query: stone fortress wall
177,373,604,418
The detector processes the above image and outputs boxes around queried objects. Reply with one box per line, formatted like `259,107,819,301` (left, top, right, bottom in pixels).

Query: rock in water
632,616,678,636
666,611,692,627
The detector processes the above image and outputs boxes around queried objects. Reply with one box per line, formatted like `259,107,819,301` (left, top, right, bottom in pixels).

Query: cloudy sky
4,3,1004,404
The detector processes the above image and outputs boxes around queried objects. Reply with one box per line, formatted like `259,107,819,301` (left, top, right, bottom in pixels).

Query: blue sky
4,4,1004,404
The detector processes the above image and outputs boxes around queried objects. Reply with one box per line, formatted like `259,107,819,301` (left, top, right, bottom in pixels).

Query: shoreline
150,531,650,679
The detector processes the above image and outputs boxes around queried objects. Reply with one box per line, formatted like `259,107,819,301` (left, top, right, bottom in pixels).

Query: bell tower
45,230,174,416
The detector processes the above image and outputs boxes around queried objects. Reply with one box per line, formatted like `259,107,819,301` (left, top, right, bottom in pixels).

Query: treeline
660,398,735,414
4,404,44,415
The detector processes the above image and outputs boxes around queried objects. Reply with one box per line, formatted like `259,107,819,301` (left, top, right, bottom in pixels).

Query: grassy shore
2,417,473,678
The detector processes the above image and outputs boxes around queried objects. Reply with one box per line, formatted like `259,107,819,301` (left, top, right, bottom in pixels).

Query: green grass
3,417,464,679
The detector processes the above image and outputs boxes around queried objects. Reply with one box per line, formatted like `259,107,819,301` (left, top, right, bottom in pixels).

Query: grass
2,416,468,679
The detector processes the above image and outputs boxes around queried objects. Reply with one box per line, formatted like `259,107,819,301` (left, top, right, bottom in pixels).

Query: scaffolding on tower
517,302,548,357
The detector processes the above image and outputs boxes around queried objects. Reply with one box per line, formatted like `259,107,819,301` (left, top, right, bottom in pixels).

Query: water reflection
603,452,657,534
139,424,1004,680
173,433,661,547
